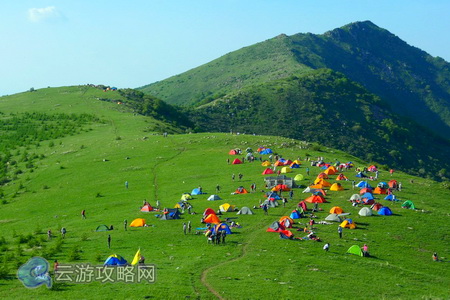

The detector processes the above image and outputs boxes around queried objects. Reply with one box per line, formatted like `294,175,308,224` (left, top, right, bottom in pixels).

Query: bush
68,245,82,261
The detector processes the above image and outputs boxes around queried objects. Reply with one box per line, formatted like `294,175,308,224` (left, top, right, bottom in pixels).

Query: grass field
0,87,449,299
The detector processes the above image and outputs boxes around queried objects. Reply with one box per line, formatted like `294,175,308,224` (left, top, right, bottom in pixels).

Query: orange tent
130,218,146,227
336,174,348,181
324,166,337,175
371,203,383,211
274,160,284,166
330,206,344,214
373,187,387,194
204,214,221,224
313,178,331,187
360,187,373,194
229,149,238,155
317,173,329,179
235,187,248,194
388,180,398,188
304,195,326,203
279,216,294,228
272,184,290,192
140,204,154,212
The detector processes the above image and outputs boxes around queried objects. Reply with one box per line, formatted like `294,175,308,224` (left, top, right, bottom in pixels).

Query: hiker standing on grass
238,173,243,181
107,235,111,249
362,244,369,257
124,220,127,231
156,200,161,210
61,227,66,239
221,231,226,244
282,197,287,208
351,180,355,190
232,174,235,181
183,223,187,235
125,181,129,189
216,184,220,193
47,229,52,240
188,221,192,234
289,190,294,200
263,204,268,215
398,182,402,191
309,219,314,230
227,158,230,164
306,167,310,176
323,243,330,252
81,209,86,219
338,226,343,238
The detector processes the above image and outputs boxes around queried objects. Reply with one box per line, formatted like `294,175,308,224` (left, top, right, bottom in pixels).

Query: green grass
0,87,448,299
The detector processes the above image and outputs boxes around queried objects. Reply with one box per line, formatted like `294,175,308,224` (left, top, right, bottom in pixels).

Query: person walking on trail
107,234,111,249
216,184,220,193
124,219,127,231
323,243,330,252
188,221,192,234
81,209,86,219
183,223,187,235
125,181,129,189
61,227,66,239
338,226,343,238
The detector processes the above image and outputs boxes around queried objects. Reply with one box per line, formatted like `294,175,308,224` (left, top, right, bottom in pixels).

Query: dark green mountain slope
139,21,450,139
188,69,450,180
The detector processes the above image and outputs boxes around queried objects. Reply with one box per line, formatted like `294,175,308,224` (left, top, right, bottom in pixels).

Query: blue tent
355,172,368,178
104,254,127,266
377,182,388,189
191,188,202,195
378,207,393,216
290,163,300,168
211,223,232,235
266,192,281,200
357,181,372,188
384,194,397,201
260,149,273,154
361,192,374,200
290,210,301,219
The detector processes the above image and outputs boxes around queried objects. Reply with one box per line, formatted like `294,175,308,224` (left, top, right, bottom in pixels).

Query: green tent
96,225,111,232
401,200,416,210
347,245,363,257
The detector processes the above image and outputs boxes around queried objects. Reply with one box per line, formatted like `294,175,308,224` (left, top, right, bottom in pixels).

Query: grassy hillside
0,87,449,299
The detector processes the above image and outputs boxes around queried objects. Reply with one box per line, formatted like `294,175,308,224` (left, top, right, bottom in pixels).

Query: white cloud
28,6,61,23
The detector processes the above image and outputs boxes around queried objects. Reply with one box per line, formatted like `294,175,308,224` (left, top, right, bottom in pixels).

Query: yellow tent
330,183,344,191
131,248,141,266
292,160,302,165
281,167,292,173
261,161,272,167
181,193,192,200
313,178,331,187
219,203,236,212
330,206,344,214
340,219,356,229
324,166,337,175
294,174,304,181
130,218,146,227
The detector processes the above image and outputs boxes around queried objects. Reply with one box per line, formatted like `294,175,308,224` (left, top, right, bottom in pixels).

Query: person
198,186,203,194
306,167,310,176
375,170,379,179
338,225,343,238
389,169,394,176
309,219,314,230
61,227,66,239
54,260,59,274
124,219,127,231
351,180,355,190
188,221,192,234
238,173,243,181
289,190,294,200
221,231,226,244
139,255,146,264
398,182,402,191
263,203,268,215
432,252,438,262
216,184,220,193
183,223,187,235
47,229,52,240
81,209,86,219
156,200,161,210
125,181,129,189
362,244,369,257
227,158,230,164
107,234,111,249
313,202,319,212
323,243,330,252
187,204,193,214
282,197,287,208
232,174,235,181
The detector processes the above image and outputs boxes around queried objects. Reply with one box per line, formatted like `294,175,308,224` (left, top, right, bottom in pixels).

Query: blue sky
1,0,449,96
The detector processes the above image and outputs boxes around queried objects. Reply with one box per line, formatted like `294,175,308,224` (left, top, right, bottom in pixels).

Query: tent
232,158,242,164
262,168,274,175
325,214,342,222
378,207,393,216
279,216,294,228
204,214,221,224
95,225,111,232
279,230,294,239
140,204,154,212
174,201,185,209
359,187,373,194
336,174,348,181
272,184,290,192
362,198,375,205
211,223,232,235
234,187,249,194
181,193,192,200
304,195,326,203
104,254,127,266
160,208,181,220
330,183,344,191
203,208,216,217
371,203,383,211
355,172,368,178
388,180,398,189
384,194,397,201
361,192,374,200
207,194,222,201
266,192,281,200
330,206,344,214
290,210,301,219
401,200,416,210
274,160,284,166
317,173,329,179
356,181,372,188
283,159,293,166
313,178,331,187
191,188,203,195
377,182,388,189
237,206,254,215
294,174,304,181
358,207,373,216
280,167,292,174
297,201,308,211
324,166,337,175
340,219,356,229
259,148,273,154
130,218,146,227
290,163,300,168
219,203,236,212
347,245,364,257
263,199,279,208
267,221,285,232
368,165,378,172
350,194,361,201
373,187,387,194
229,149,239,155
261,160,272,167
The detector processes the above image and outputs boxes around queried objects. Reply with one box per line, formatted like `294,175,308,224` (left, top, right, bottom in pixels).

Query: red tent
232,158,242,164
204,214,221,224
360,187,373,194
371,203,383,211
229,149,238,155
262,168,274,175
304,195,326,203
140,204,154,212
203,208,216,217
388,180,398,188
298,201,308,211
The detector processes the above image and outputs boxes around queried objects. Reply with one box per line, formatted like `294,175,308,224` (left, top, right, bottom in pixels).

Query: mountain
139,21,450,139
